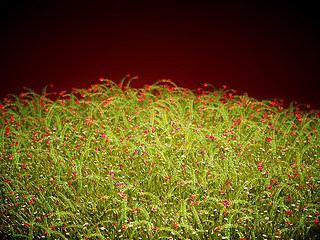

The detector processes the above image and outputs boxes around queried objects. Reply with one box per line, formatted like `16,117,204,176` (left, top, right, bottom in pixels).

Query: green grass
0,76,319,239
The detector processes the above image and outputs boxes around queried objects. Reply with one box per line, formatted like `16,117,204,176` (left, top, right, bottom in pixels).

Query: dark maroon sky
1,1,319,109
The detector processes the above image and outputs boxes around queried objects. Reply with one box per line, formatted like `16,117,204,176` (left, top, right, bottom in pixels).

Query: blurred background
1,1,319,109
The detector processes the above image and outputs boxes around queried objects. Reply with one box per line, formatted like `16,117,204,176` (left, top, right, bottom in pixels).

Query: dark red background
1,1,319,109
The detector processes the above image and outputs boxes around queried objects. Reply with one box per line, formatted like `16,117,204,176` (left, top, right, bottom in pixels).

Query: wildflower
225,178,231,185
214,226,220,231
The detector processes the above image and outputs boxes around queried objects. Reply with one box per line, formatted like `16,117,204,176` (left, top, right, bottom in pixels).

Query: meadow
0,76,319,239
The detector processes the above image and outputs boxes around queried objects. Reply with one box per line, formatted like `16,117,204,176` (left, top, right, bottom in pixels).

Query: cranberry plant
0,76,319,239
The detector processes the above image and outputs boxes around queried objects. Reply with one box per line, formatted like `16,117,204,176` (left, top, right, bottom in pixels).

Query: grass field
0,76,319,239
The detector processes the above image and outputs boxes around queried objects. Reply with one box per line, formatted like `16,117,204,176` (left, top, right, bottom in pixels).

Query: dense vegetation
1,76,319,239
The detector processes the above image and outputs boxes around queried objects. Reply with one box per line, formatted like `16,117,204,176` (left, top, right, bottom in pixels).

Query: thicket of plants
1,76,319,239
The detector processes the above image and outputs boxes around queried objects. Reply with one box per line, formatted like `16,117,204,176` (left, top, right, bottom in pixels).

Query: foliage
0,76,319,239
